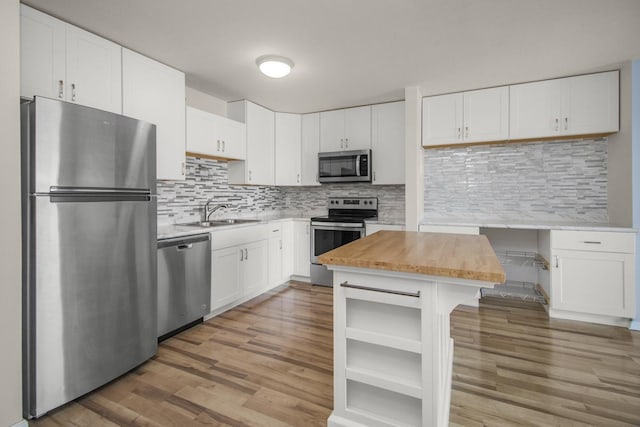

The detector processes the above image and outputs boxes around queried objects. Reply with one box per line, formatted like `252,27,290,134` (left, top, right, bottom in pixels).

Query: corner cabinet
422,86,509,147
275,113,302,185
122,48,186,180
301,113,321,185
20,4,122,114
549,230,635,323
510,71,619,140
186,106,246,161
320,106,372,151
371,101,405,185
228,100,275,185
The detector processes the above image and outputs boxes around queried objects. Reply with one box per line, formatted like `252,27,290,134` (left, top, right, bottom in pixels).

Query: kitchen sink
179,219,261,228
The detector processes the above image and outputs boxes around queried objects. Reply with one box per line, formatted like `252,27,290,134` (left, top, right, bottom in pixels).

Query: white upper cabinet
301,113,320,186
186,106,246,160
20,5,122,114
422,93,462,146
228,100,275,185
20,5,65,101
371,101,405,185
510,71,619,140
422,87,509,147
122,48,185,180
463,86,509,143
275,113,302,186
320,105,371,151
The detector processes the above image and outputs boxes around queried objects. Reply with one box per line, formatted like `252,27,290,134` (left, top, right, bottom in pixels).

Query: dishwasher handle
177,244,193,251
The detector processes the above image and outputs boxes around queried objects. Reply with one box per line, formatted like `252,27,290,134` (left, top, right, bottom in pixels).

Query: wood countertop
318,231,506,283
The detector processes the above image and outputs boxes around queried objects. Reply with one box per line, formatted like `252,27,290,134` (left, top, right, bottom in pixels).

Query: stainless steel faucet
204,200,228,221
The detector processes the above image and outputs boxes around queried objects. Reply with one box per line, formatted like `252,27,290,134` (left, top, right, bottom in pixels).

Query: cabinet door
268,237,283,288
122,48,186,180
293,222,311,277
463,86,509,143
561,71,619,136
223,118,246,160
20,5,66,101
246,102,275,185
509,79,560,140
301,113,320,185
372,101,405,185
186,106,218,156
320,109,345,152
211,246,242,310
275,113,302,185
282,221,294,279
242,240,269,296
422,93,463,146
344,106,372,150
551,249,634,317
66,25,122,114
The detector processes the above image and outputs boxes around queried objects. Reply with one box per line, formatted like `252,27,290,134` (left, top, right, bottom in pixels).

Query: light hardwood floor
31,283,640,426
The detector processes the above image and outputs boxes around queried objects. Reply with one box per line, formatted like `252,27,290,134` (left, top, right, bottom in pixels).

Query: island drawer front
551,230,635,253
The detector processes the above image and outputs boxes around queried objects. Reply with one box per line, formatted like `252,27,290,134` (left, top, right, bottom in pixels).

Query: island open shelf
320,231,505,427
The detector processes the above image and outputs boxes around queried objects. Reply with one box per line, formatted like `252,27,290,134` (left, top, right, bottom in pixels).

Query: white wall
608,63,634,226
404,86,423,231
0,0,24,425
185,87,227,116
631,60,640,330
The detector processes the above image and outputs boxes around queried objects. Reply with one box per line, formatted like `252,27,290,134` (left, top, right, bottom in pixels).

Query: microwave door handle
355,155,361,177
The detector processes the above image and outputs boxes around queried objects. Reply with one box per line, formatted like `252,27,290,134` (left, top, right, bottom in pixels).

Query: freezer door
26,97,156,193
25,194,157,418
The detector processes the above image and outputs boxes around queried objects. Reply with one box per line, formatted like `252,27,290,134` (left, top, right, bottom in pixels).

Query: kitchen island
319,231,505,427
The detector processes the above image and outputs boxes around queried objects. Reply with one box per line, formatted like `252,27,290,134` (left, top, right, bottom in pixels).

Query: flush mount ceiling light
256,55,294,78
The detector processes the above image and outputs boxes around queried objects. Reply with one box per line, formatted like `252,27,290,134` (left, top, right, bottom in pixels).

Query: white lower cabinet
268,225,284,288
293,221,311,277
242,240,269,296
550,230,635,321
211,246,242,310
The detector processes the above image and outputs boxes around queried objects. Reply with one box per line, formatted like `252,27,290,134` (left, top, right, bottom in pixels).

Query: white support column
405,86,424,231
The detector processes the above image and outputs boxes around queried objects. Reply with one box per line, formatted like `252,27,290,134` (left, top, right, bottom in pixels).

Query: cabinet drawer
551,230,635,253
211,224,268,250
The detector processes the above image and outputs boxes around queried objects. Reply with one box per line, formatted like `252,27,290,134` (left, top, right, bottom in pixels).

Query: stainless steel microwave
318,149,371,183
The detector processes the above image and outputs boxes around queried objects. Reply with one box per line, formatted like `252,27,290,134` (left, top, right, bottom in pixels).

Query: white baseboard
11,420,28,427
549,308,631,328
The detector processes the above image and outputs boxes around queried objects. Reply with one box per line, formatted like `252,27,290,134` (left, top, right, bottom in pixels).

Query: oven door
311,223,365,264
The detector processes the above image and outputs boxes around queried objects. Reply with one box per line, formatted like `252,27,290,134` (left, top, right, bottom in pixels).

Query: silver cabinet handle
340,281,420,298
217,140,221,151
182,162,186,176
340,138,344,148
345,138,349,148
554,256,558,268
58,80,64,99
373,171,376,182
248,170,252,181
71,83,77,101
240,249,244,261
297,173,300,183
279,240,282,249
555,118,559,131
222,141,226,152
272,229,280,232
244,248,248,259
457,127,461,140
564,117,569,130
583,241,602,244
464,126,469,138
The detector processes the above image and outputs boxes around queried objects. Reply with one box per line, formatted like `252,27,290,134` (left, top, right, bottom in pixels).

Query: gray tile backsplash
157,156,406,225
423,138,609,221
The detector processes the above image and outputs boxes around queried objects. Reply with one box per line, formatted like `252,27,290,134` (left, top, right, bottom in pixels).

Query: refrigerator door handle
49,186,151,195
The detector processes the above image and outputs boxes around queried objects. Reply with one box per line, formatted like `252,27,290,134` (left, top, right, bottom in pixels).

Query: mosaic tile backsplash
423,138,608,221
157,156,406,225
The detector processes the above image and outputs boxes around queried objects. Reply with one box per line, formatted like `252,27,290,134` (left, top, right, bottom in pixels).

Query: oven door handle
311,224,365,231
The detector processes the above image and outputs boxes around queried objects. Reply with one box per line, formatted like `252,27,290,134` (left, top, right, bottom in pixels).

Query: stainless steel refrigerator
21,97,158,418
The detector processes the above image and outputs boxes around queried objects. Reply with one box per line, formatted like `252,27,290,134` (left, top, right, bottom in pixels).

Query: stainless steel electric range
310,197,378,286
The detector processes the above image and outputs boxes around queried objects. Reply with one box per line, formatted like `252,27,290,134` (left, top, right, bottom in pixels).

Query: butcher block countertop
318,230,506,283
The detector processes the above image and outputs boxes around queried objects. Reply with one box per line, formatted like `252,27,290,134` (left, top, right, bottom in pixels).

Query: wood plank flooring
31,284,640,426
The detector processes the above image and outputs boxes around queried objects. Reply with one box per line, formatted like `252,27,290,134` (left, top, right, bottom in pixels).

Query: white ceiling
23,0,640,113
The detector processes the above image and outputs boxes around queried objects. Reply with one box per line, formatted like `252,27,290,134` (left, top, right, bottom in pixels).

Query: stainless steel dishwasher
157,233,211,339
